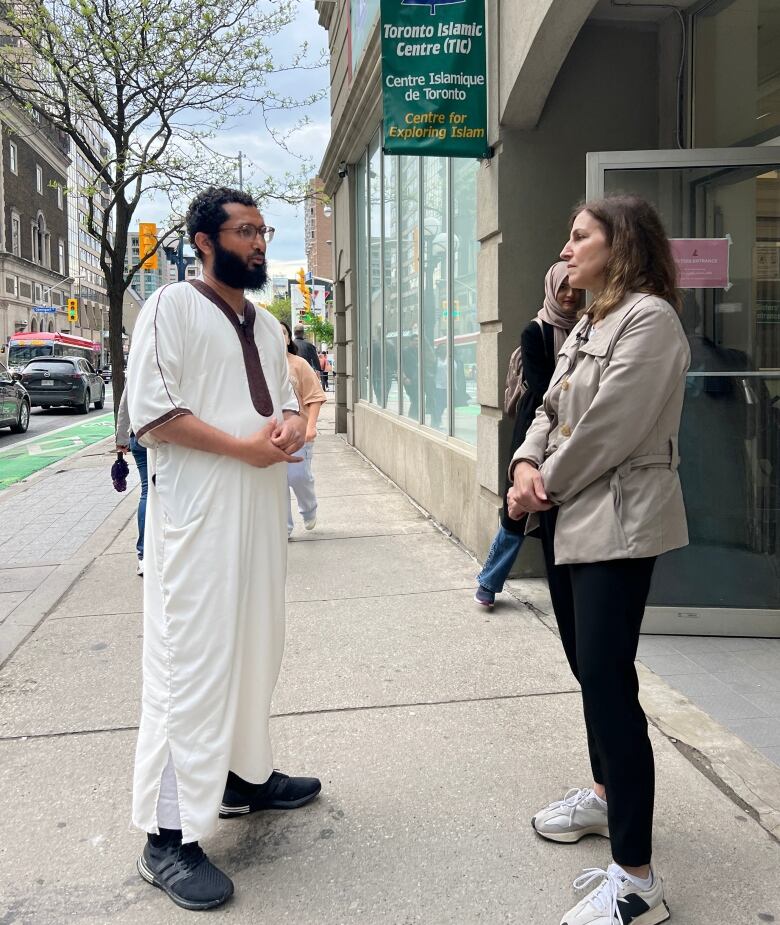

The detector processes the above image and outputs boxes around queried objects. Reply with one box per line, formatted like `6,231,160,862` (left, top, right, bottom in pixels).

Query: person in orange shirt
280,321,327,536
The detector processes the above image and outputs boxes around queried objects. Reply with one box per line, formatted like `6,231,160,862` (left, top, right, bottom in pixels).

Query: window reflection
355,153,370,401
399,156,420,421
606,164,780,611
354,138,478,444
452,158,478,444
694,0,780,146
422,158,448,433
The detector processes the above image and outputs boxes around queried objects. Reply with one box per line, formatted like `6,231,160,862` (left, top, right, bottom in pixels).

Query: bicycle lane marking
0,414,114,491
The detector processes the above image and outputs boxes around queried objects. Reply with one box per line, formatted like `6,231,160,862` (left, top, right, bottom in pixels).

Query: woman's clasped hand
506,461,552,517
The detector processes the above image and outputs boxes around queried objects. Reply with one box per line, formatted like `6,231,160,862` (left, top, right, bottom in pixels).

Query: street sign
381,0,490,158
33,305,57,313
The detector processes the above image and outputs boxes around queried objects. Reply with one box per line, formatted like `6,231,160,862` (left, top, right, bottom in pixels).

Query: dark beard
211,236,268,290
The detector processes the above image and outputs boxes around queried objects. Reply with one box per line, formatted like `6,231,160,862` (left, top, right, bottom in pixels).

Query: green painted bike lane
0,414,114,491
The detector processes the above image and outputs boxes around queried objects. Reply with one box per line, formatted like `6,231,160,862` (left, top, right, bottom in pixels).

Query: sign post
380,0,490,159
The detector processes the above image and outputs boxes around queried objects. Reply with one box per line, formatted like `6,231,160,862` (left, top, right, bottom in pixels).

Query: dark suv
21,356,105,413
0,360,30,433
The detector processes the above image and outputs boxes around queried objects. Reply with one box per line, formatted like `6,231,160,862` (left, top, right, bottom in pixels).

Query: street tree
264,296,292,329
307,314,333,349
0,0,323,401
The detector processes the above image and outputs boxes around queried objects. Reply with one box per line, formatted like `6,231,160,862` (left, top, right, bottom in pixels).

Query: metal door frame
588,148,780,637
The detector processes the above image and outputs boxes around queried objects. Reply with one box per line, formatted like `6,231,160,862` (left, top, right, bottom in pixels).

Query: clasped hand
506,461,553,519
241,415,306,468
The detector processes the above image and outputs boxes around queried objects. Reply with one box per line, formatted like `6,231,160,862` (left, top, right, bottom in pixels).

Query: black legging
539,508,656,867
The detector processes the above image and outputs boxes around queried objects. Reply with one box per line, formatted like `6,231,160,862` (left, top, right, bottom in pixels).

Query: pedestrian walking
319,349,331,391
126,186,321,912
293,323,320,372
474,261,582,607
507,195,689,925
115,385,147,576
279,320,326,536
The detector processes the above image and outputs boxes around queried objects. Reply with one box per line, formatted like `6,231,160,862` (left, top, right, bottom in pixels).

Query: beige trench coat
511,292,691,565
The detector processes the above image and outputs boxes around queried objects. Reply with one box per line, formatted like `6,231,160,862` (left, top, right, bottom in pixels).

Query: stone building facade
0,99,70,349
317,0,780,636
304,176,334,281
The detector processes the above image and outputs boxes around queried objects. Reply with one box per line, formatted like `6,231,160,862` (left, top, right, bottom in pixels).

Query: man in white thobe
127,187,321,911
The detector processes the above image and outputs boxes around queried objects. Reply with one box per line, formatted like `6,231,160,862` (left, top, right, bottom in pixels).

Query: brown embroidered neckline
188,279,273,417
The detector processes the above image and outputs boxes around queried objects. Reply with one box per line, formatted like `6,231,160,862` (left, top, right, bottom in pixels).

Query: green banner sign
380,0,490,159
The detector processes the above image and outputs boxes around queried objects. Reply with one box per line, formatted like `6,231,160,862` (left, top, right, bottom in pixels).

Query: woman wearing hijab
475,262,583,607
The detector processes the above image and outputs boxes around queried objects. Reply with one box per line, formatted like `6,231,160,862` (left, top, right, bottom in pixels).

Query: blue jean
476,524,525,593
287,441,317,534
130,435,148,560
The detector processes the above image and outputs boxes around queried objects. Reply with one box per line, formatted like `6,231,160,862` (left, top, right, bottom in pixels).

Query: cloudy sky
141,1,332,281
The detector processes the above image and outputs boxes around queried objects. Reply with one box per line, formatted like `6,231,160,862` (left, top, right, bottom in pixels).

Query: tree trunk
108,286,125,421
108,196,129,421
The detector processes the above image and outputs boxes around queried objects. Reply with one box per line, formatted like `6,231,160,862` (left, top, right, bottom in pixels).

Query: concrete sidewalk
1,402,779,923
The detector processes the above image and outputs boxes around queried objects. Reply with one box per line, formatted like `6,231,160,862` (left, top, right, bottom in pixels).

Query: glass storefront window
399,156,421,421
383,155,399,411
422,158,449,433
605,163,780,613
452,158,478,444
694,0,780,146
354,139,478,445
355,153,370,401
368,134,383,408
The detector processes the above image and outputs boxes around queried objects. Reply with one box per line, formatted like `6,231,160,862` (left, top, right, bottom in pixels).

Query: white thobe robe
127,279,298,843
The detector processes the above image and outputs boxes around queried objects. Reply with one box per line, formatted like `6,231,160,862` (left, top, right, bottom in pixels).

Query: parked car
99,365,112,383
0,360,30,433
20,356,105,414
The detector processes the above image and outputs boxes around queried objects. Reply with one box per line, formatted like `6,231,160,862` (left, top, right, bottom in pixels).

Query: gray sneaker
532,787,609,843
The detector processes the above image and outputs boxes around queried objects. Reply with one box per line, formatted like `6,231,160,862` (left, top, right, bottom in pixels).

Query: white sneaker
303,514,317,531
136,558,144,576
532,788,609,843
560,864,670,925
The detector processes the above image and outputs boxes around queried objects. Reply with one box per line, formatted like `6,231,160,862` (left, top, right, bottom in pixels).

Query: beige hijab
537,261,577,354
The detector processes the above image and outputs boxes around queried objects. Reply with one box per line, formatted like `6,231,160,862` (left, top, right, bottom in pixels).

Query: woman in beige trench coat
508,195,690,925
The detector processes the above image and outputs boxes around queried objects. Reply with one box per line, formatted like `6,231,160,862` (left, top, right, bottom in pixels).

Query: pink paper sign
670,238,730,289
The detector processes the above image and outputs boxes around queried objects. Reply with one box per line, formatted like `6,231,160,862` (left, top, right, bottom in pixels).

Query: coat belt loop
669,436,680,471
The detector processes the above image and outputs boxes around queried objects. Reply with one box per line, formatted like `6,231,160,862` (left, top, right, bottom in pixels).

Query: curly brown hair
571,195,681,322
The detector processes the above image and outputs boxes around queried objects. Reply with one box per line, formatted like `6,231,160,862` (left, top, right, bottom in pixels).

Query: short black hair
185,186,258,258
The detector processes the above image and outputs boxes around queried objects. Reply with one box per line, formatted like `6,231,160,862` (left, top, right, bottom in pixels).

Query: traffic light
303,287,311,313
297,267,307,294
67,297,78,324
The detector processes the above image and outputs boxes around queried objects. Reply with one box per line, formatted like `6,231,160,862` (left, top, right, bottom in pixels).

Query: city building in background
126,228,163,301
316,0,780,637
0,97,70,351
66,115,112,356
304,176,334,281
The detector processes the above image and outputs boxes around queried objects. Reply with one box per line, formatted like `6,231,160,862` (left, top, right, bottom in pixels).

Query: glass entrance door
588,148,780,636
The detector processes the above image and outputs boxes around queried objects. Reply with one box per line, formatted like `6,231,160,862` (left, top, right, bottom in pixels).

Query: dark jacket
294,337,320,372
501,319,556,534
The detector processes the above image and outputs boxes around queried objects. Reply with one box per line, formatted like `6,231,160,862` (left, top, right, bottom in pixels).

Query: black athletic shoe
137,835,234,911
220,769,322,818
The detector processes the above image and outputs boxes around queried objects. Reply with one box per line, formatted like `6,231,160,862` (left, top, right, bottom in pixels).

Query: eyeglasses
219,223,275,243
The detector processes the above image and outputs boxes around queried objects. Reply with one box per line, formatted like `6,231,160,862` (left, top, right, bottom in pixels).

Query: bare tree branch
0,0,326,401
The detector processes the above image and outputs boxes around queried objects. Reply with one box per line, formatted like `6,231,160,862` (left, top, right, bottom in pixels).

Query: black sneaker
137,834,234,911
220,769,322,818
